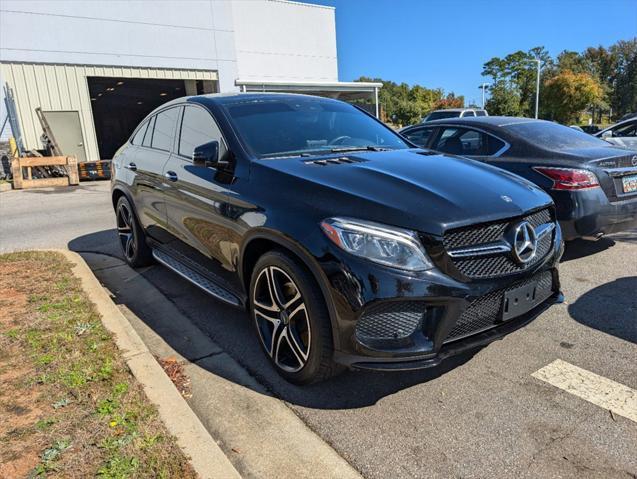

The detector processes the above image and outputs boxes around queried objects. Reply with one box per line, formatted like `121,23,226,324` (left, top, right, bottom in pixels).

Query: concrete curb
0,182,12,193
56,249,241,479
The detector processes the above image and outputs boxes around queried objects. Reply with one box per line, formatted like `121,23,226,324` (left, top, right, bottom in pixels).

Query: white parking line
532,359,637,423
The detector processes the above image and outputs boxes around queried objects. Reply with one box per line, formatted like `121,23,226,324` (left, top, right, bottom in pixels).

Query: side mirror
192,140,227,168
601,130,613,139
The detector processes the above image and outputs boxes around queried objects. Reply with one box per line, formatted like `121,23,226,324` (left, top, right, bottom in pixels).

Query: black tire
249,250,341,384
115,196,154,268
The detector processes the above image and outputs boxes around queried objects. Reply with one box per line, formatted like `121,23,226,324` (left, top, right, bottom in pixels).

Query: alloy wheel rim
253,266,311,373
116,203,136,261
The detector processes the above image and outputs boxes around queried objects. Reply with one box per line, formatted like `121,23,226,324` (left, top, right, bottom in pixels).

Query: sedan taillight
533,166,600,190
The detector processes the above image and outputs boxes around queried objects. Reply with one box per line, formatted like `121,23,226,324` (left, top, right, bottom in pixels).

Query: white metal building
0,0,381,160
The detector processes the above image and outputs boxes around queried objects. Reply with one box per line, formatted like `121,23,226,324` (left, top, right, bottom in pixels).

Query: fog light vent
355,302,425,341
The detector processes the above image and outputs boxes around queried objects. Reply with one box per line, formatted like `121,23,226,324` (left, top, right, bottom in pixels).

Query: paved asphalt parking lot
1,182,636,478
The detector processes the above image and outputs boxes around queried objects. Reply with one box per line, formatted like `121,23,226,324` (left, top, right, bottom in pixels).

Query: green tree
482,46,552,117
485,82,522,116
610,39,637,117
355,76,460,126
541,70,603,124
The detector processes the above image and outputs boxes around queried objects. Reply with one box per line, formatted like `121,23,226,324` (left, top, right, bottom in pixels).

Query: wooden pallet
11,156,79,189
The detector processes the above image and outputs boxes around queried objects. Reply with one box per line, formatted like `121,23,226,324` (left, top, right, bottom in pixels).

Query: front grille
443,208,554,279
444,270,553,343
356,301,426,341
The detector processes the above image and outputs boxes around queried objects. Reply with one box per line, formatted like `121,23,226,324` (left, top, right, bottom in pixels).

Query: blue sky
305,0,637,105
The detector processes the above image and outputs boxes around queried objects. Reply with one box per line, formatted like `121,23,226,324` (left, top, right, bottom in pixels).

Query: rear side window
151,108,179,151
178,106,227,158
403,127,434,147
142,116,155,148
462,111,476,117
476,110,487,117
432,127,505,156
131,121,148,145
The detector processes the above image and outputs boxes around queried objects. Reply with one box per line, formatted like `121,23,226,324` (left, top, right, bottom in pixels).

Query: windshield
222,97,409,158
425,111,460,121
504,121,610,149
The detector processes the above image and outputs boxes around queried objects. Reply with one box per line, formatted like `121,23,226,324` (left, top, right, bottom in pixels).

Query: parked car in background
400,117,637,241
422,108,488,122
595,117,637,149
111,94,563,384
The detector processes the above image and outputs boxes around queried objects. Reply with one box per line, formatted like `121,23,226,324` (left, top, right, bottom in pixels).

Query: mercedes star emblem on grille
511,221,538,264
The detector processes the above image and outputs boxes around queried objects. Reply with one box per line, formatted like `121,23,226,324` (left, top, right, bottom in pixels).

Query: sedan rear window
505,121,609,149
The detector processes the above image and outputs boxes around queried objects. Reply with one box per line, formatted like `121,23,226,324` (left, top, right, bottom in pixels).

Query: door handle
164,171,178,182
124,162,137,171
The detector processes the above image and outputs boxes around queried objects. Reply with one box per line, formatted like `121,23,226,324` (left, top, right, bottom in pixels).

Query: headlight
320,217,433,271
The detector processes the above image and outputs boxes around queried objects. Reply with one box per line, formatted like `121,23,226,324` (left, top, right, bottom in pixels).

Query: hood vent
304,156,367,166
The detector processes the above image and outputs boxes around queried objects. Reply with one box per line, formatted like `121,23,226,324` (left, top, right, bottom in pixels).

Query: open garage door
88,77,214,159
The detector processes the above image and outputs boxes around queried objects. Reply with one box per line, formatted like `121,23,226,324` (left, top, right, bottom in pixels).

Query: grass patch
0,252,196,478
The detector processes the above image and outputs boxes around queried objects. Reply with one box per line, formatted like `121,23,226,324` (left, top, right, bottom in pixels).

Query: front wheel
250,251,340,384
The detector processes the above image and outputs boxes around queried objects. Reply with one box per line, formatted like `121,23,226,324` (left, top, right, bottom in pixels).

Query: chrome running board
152,249,243,308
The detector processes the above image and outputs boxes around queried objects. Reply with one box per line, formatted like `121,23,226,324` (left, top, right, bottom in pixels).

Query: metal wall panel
1,62,218,160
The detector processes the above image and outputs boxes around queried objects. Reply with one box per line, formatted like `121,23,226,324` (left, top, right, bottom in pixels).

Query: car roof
429,108,485,113
415,116,538,127
188,92,341,106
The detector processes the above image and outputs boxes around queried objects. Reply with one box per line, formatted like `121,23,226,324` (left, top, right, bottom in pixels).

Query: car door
127,107,179,239
162,104,244,291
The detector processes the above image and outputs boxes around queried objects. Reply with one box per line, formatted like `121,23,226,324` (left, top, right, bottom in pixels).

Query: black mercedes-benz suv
111,93,563,384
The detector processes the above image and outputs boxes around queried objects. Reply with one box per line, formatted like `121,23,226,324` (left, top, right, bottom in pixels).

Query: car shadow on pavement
568,276,637,345
561,238,616,262
69,230,484,410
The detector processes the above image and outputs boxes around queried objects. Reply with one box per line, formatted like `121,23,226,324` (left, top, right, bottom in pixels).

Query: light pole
533,58,541,119
478,83,489,108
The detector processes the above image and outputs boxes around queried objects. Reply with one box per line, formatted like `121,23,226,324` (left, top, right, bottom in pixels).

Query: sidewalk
80,251,362,479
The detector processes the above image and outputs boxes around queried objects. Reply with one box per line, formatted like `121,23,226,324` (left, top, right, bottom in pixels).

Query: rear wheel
115,196,153,267
250,251,340,384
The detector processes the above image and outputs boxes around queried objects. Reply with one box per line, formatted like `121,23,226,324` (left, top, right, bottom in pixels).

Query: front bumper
553,188,637,240
313,222,564,371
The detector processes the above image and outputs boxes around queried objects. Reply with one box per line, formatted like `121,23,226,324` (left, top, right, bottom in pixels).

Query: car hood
254,149,552,236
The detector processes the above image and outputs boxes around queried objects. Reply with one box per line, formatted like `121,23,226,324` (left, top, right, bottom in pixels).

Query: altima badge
632,156,637,167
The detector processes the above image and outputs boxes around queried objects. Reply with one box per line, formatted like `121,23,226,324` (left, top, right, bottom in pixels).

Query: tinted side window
615,121,637,137
151,108,179,151
403,127,433,147
178,106,227,158
476,110,487,117
131,121,148,145
142,116,155,148
485,134,506,155
433,127,503,156
462,111,476,117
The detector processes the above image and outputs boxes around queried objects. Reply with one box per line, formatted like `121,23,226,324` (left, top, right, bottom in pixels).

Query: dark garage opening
88,77,210,159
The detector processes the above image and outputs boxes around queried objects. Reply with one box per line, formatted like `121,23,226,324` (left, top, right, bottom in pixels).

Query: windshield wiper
329,145,391,153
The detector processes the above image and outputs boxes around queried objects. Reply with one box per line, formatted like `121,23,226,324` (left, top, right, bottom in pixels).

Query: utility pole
478,83,489,108
534,58,541,119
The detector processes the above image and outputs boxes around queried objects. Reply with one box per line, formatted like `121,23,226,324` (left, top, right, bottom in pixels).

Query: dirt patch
157,356,193,399
0,251,197,478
